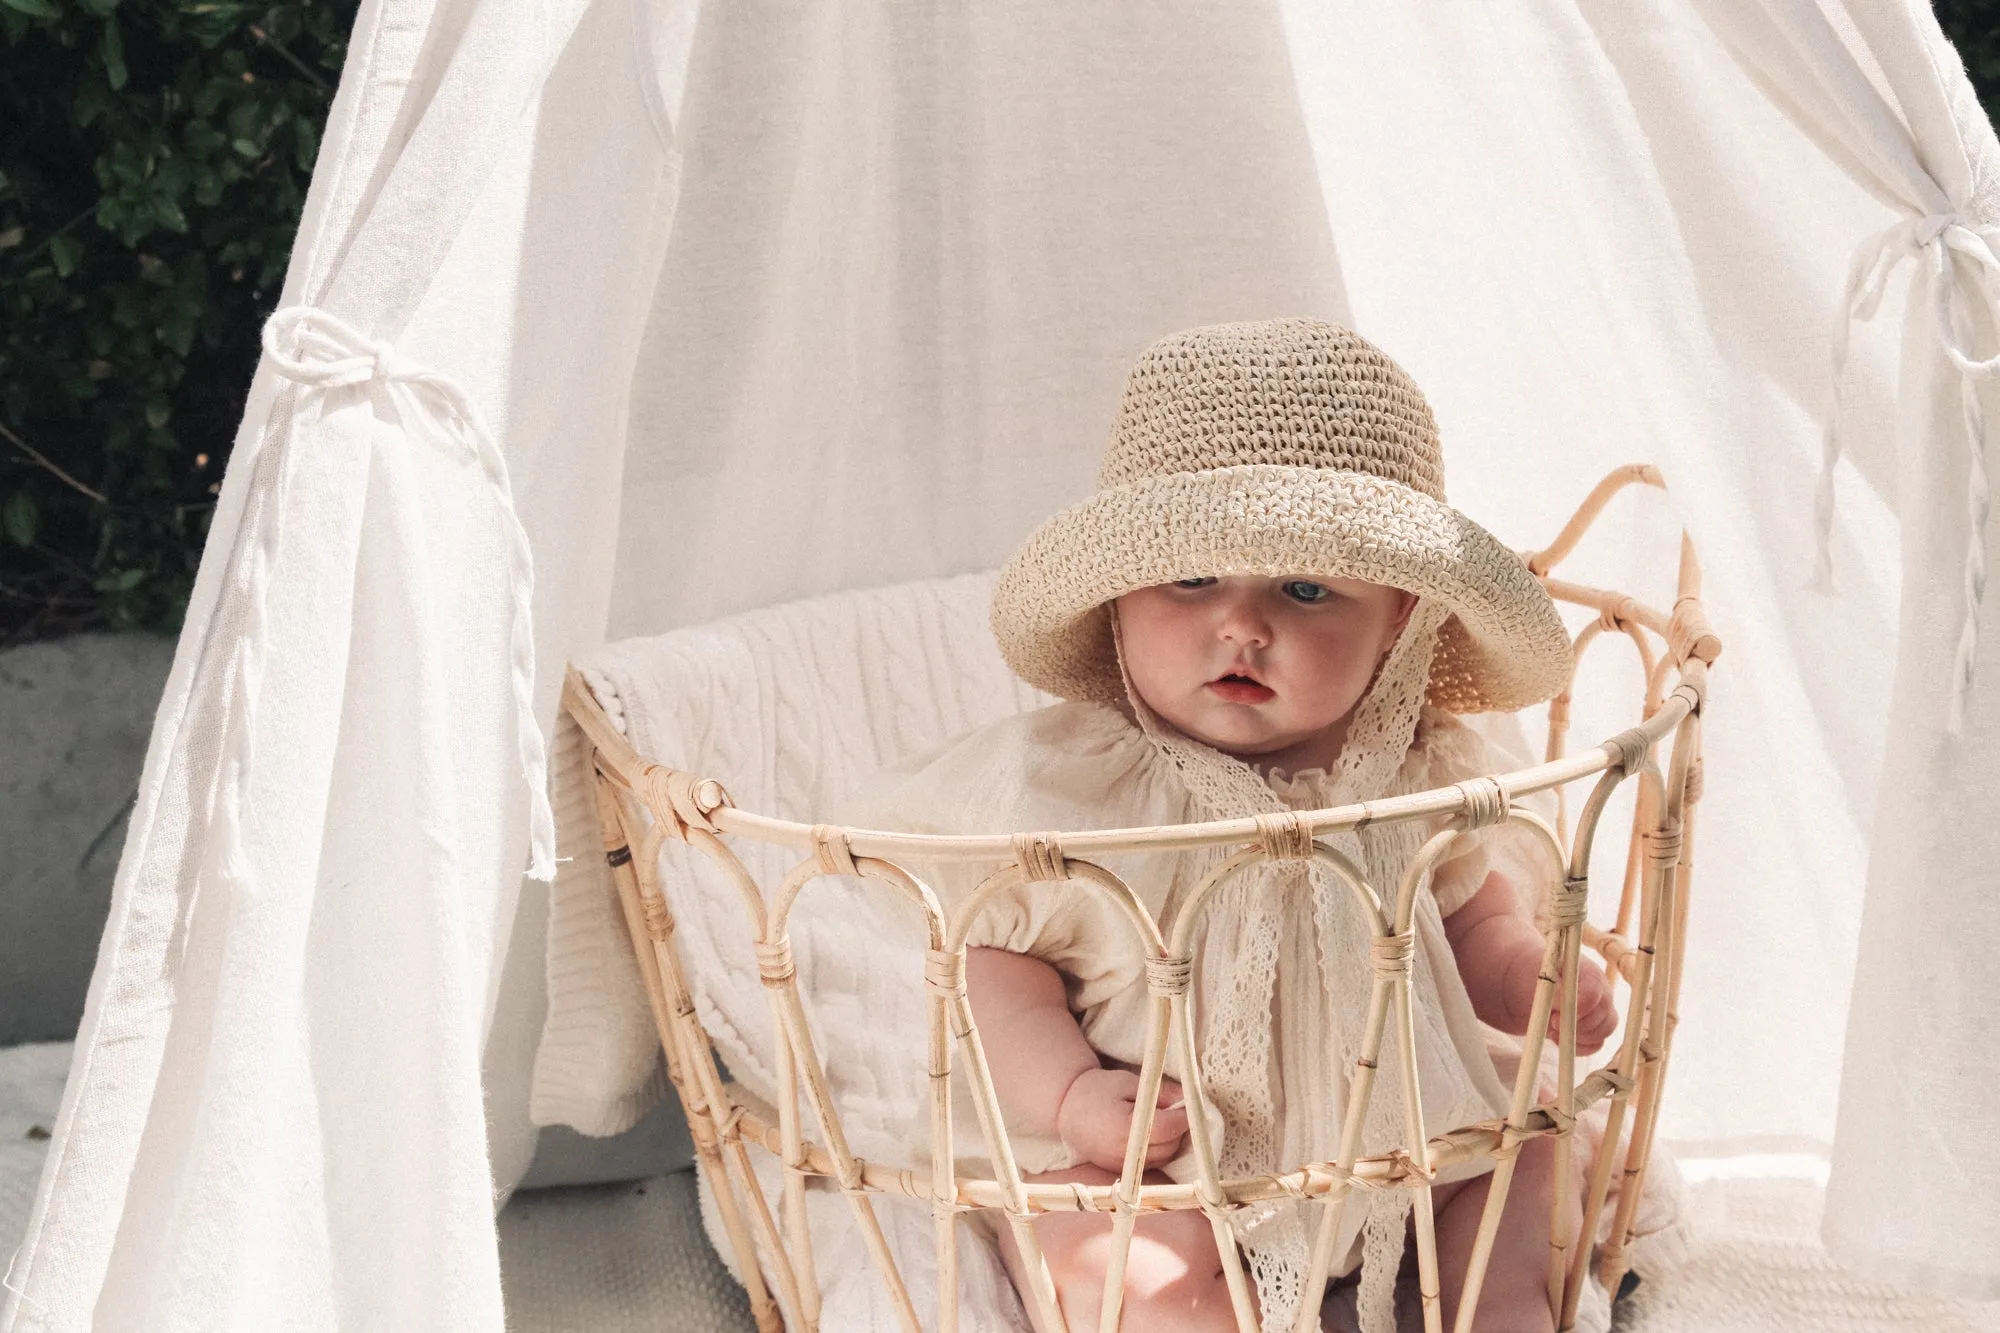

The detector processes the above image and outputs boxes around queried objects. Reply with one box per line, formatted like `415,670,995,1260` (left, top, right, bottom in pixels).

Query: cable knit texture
533,573,1048,1329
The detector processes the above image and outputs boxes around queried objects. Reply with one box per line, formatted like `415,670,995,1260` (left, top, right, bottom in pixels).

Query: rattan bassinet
559,464,1717,1333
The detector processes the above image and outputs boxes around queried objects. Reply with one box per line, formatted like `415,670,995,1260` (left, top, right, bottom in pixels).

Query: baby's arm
1442,869,1617,1055
963,947,1188,1171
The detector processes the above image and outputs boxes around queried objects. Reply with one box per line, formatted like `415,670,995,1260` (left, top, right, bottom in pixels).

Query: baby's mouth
1206,672,1275,703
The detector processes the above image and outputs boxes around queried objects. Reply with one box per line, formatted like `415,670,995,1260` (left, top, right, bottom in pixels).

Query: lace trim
1112,599,1490,1333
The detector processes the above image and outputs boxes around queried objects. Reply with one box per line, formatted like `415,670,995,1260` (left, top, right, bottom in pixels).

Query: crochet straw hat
991,318,1574,713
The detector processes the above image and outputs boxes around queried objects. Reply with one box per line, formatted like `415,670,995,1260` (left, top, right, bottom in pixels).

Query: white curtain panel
1,0,671,1325
1686,0,2000,1298
5,0,1996,1327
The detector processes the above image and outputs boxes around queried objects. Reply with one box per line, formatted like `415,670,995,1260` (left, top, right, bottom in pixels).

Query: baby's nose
1216,599,1273,645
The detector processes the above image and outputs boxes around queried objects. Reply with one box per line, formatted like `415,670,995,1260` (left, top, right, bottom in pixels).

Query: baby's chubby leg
995,1165,1242,1333
962,947,1191,1167
1428,1136,1566,1333
964,947,1241,1329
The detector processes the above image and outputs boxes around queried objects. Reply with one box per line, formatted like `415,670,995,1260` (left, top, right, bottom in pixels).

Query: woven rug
499,1174,753,1332
1608,1166,2000,1332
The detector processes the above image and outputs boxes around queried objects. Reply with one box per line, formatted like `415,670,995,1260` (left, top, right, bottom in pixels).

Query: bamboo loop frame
563,465,1713,1331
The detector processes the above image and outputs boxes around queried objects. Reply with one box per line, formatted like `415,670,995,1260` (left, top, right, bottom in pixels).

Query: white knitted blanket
531,573,1046,1330
531,572,1041,1140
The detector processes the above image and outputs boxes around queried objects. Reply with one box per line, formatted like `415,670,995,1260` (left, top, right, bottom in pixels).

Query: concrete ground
0,629,686,1194
0,633,176,1048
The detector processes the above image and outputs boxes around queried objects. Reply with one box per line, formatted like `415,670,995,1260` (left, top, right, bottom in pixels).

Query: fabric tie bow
1816,210,2000,734
257,305,557,880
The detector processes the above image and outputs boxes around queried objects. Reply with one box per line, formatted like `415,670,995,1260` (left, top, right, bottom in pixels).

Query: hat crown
1098,319,1446,501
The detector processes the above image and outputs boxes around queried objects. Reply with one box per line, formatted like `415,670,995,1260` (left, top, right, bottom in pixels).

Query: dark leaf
48,233,82,277
100,18,126,91
264,5,301,43
3,493,37,548
94,568,147,593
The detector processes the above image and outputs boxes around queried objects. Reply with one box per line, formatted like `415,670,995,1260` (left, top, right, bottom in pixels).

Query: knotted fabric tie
260,306,556,877
1816,211,2000,733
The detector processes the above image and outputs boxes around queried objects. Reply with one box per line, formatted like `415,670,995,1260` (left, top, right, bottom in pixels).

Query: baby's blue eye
1174,577,1217,589
1283,580,1332,603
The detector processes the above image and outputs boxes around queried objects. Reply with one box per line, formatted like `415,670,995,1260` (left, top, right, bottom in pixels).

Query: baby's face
1116,575,1415,770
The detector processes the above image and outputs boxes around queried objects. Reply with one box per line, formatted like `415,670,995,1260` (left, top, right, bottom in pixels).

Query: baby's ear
1390,589,1419,635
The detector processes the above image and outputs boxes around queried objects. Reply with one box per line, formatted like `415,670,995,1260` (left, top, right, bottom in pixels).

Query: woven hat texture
991,318,1573,712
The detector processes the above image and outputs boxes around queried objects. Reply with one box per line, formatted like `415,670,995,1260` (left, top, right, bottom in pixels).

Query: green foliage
1937,2,2000,123
0,0,356,643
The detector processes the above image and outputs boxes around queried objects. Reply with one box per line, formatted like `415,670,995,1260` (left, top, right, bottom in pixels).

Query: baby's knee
1117,1257,1240,1331
1115,1217,1242,1329
1503,1135,1560,1197
1032,1215,1239,1331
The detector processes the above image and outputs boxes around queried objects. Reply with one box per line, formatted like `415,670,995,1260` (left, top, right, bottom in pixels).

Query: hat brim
990,465,1574,713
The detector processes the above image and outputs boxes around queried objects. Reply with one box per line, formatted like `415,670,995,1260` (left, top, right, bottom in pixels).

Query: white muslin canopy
4,0,1997,1327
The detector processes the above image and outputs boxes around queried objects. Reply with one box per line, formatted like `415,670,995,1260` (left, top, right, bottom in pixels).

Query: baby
864,320,1617,1333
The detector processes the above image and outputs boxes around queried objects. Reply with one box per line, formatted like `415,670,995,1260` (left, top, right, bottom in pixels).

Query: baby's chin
1155,705,1330,763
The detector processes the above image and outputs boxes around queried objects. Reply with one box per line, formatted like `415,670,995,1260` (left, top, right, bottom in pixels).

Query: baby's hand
1485,931,1619,1056
1553,956,1619,1056
1053,1068,1190,1172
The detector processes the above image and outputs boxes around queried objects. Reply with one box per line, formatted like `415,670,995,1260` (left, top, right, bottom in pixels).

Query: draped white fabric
1683,0,2000,1299
3,0,1995,1327
2,0,670,1324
